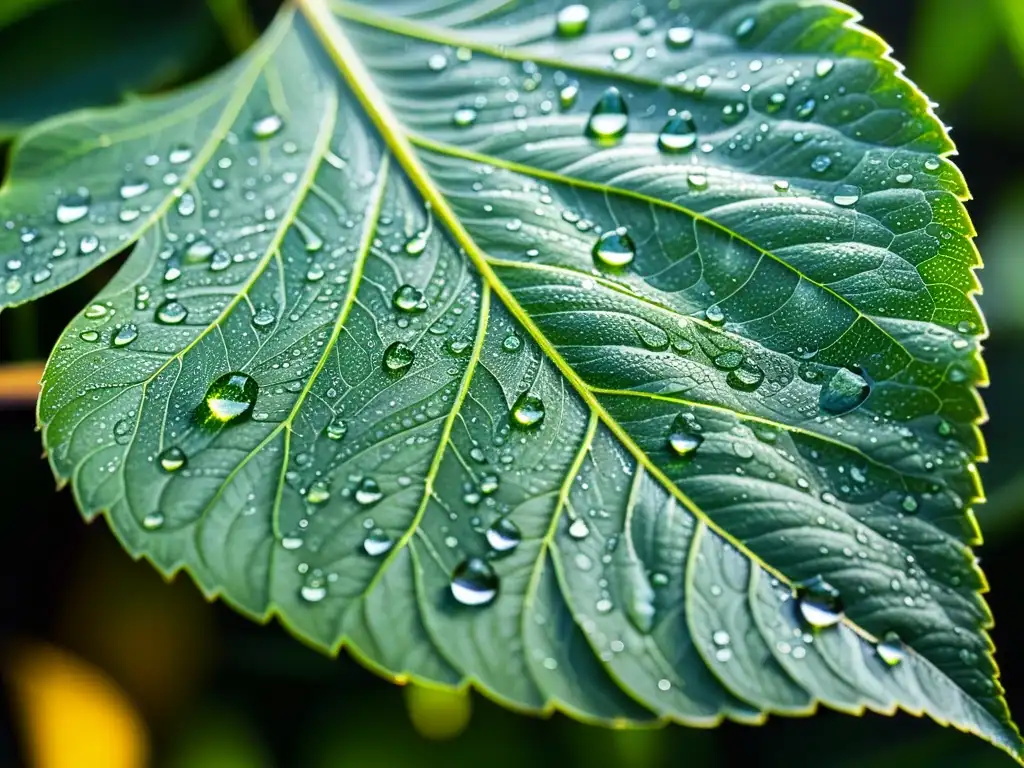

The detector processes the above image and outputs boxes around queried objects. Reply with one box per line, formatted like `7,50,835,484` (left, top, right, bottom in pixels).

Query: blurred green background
1,0,1023,766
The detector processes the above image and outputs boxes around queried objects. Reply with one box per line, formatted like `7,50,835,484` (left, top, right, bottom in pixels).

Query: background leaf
0,0,1018,762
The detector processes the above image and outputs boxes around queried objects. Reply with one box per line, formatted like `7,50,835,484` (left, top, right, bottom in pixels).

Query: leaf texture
1,0,1017,758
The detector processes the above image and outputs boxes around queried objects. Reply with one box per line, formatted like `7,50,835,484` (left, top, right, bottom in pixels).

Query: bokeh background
0,0,1022,765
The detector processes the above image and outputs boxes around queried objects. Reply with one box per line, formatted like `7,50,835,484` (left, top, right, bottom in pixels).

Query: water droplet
252,307,276,329
159,446,186,473
666,26,695,48
56,189,91,224
112,324,138,347
559,81,580,109
486,518,522,553
168,145,193,165
727,361,765,392
393,284,426,313
452,106,478,127
795,575,844,629
281,536,303,550
735,16,756,39
450,557,499,606
155,299,188,325
84,304,108,319
119,179,150,200
832,184,861,207
705,305,725,324
307,480,331,505
713,630,731,646
197,372,259,425
355,477,383,506
924,157,941,172
427,53,448,72
510,393,545,428
363,528,394,557
556,4,590,37
568,518,589,539
811,154,833,173
611,46,633,62
79,330,99,343
668,415,703,457
658,112,697,153
142,512,164,530
78,234,100,256
795,97,816,119
325,417,347,441
404,230,429,256
901,494,919,514
585,87,629,143
300,581,327,603
876,632,905,667
252,114,283,139
447,338,471,356
502,332,522,352
815,59,835,77
687,172,709,190
383,341,415,374
592,227,636,269
820,368,871,414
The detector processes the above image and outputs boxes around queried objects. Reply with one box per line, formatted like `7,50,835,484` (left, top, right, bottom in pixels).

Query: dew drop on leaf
592,226,636,268
355,477,383,506
820,367,871,414
502,332,522,352
450,557,499,606
585,87,629,142
485,517,522,554
252,114,283,139
363,528,394,557
667,416,703,457
666,26,695,48
876,632,905,667
142,512,165,530
832,184,861,207
392,284,426,313
158,446,187,473
325,416,347,441
452,106,478,127
383,341,415,374
112,324,139,347
658,112,697,153
119,179,150,200
56,188,91,224
155,299,188,325
555,3,590,37
510,392,545,428
795,575,844,628
307,480,331,505
197,372,259,425
251,306,276,329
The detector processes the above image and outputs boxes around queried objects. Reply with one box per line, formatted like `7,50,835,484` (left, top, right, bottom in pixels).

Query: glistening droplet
159,446,187,473
592,227,636,268
383,341,415,374
658,112,697,153
450,557,499,606
820,367,871,414
196,372,259,426
585,87,629,143
510,393,545,428
795,575,844,629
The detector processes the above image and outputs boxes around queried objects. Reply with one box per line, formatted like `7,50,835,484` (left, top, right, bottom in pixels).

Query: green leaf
5,0,1018,759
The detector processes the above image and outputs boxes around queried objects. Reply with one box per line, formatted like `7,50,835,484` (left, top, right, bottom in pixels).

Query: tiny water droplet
811,154,833,173
159,446,187,473
592,226,636,268
427,53,448,72
142,512,165,530
325,417,347,441
452,106,478,127
168,145,193,164
796,575,844,628
735,16,756,39
383,341,415,374
668,415,703,457
197,372,259,425
585,87,629,143
502,332,522,352
79,330,99,343
510,392,545,428
450,557,499,606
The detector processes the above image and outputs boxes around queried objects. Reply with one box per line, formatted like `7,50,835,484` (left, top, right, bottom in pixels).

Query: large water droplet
252,114,283,139
485,517,522,554
452,106,478,127
355,477,383,506
668,415,703,457
112,324,138,347
197,372,259,425
159,446,187,473
119,179,150,200
666,26,695,48
56,189,91,224
363,528,394,557
510,392,545,428
404,230,429,256
876,632,905,667
155,299,188,325
555,4,590,37
325,416,347,441
727,361,765,392
252,307,276,329
658,112,697,153
585,87,629,143
450,557,499,606
795,575,844,628
142,512,165,530
592,227,636,269
393,284,426,313
383,341,415,374
820,368,871,414
832,184,861,207
300,579,327,603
